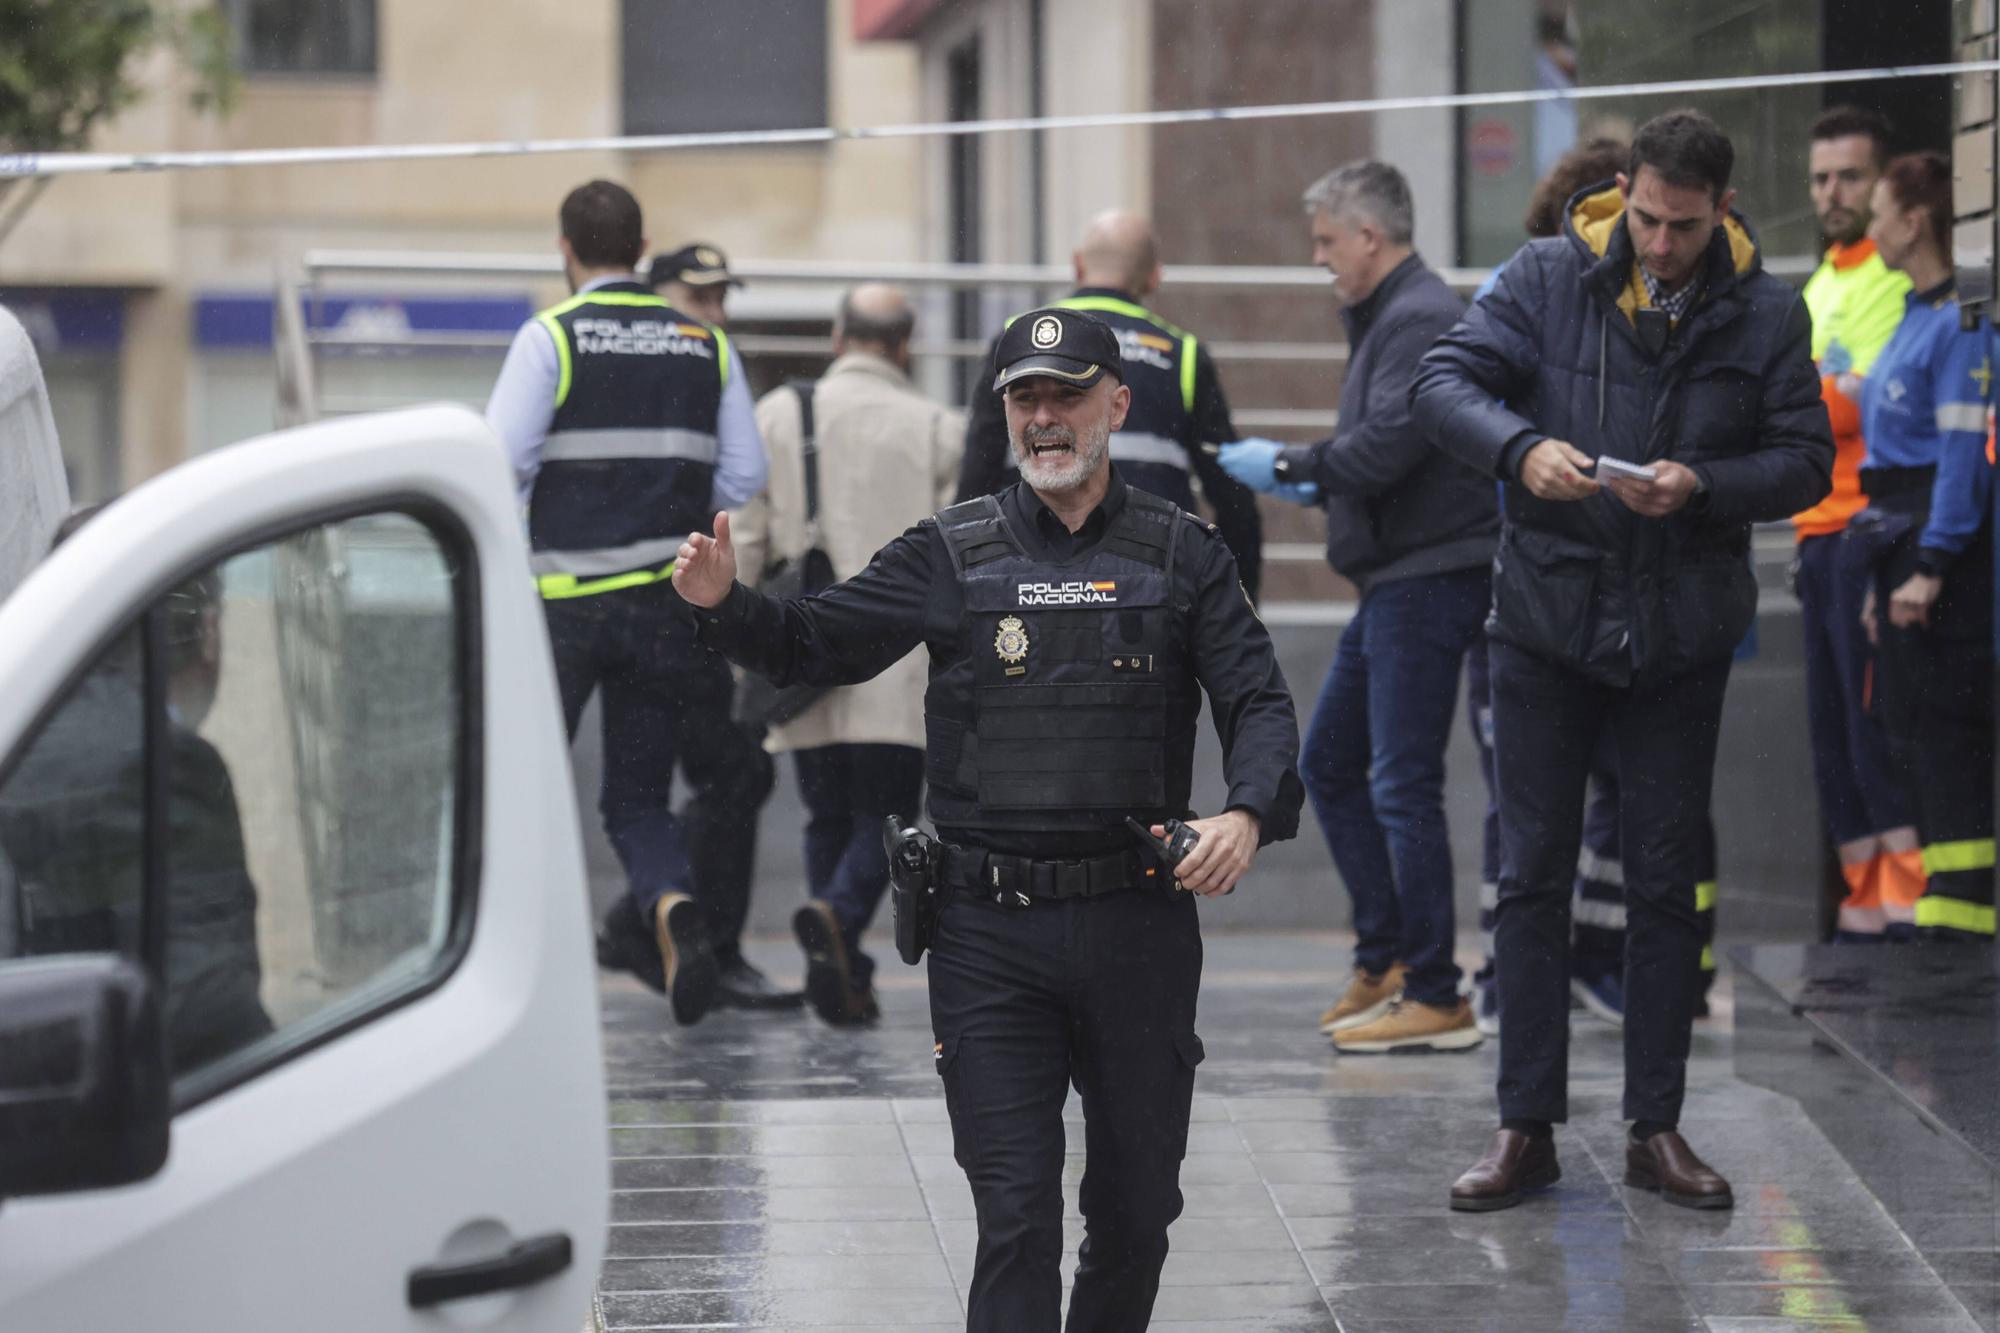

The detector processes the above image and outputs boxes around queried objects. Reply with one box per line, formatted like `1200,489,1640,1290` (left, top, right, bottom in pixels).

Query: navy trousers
1488,640,1730,1125
545,581,774,961
793,742,924,987
929,888,1203,1333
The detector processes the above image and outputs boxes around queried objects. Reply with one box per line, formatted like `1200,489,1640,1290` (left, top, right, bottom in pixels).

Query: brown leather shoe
1625,1129,1733,1210
1449,1129,1560,1212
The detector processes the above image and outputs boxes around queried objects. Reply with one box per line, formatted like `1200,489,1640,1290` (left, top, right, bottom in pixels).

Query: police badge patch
994,615,1030,670
1031,316,1062,349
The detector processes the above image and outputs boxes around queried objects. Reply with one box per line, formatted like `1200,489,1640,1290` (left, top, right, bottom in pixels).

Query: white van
0,389,609,1330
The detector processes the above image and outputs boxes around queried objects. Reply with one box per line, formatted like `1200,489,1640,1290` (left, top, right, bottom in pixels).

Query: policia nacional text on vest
1003,295,1204,511
529,280,732,600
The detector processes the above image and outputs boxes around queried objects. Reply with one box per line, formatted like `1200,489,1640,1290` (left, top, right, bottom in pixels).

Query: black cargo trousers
928,882,1206,1332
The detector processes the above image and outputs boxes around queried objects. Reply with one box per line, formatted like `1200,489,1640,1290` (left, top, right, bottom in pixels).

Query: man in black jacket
1411,110,1833,1212
1223,160,1499,1054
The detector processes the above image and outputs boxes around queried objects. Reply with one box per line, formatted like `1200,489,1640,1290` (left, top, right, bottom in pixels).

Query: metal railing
274,249,1820,582
277,250,1389,433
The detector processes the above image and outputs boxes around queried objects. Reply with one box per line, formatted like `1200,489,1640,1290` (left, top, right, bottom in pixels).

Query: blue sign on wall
0,289,126,354
195,293,534,349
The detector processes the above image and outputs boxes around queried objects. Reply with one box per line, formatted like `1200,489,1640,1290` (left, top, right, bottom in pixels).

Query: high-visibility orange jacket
1794,240,1911,539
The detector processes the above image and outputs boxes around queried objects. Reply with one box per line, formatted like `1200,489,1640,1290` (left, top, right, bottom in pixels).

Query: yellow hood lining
1569,183,1756,325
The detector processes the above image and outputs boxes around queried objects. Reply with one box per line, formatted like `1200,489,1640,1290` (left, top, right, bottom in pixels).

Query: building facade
1,0,927,501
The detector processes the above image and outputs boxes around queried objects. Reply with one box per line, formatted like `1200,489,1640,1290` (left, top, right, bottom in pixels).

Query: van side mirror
0,955,169,1198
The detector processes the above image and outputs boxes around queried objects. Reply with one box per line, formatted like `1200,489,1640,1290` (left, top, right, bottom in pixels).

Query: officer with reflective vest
674,308,1303,1331
956,210,1266,599
485,179,772,1025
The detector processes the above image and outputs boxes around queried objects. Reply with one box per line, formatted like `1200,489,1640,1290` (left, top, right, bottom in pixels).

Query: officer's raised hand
672,511,739,608
1157,809,1261,897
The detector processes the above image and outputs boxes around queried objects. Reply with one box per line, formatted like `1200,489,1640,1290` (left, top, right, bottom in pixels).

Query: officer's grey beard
1013,417,1112,492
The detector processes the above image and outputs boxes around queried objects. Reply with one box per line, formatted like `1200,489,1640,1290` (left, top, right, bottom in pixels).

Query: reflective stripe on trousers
1915,838,1996,934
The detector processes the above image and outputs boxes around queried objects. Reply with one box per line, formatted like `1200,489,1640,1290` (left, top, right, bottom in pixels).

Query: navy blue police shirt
695,467,1302,858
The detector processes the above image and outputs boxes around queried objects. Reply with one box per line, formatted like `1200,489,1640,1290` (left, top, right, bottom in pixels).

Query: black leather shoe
596,898,665,994
1625,1129,1733,1210
713,957,805,1011
656,894,718,1026
1449,1129,1561,1212
794,901,858,1024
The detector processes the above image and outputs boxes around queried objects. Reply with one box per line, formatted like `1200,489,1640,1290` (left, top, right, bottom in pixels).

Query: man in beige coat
734,284,964,1024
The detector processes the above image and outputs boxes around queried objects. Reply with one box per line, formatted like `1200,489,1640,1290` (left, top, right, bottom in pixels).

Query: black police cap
648,243,741,288
992,308,1124,393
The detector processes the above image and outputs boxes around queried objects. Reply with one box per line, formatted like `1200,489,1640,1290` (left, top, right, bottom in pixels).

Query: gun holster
885,818,947,965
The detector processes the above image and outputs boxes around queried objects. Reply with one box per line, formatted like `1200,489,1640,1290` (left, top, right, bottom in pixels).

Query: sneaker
1332,998,1485,1053
1569,968,1625,1027
655,893,718,1026
1318,962,1408,1034
1472,976,1501,1038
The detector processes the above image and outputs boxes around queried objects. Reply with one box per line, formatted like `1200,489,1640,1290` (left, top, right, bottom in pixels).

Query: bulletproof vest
923,487,1198,835
527,280,728,597
1002,294,1202,511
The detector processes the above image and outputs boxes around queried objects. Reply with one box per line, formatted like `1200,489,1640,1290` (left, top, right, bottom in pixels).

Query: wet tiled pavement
588,931,1999,1331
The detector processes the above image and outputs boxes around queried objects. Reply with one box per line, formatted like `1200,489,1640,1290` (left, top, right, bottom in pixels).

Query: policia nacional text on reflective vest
529,280,732,600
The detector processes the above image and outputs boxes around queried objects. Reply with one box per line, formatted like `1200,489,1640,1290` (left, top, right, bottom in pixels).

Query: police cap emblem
695,246,723,268
1031,316,1063,349
994,615,1030,665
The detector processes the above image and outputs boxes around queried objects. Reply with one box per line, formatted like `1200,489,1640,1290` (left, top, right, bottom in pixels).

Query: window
0,510,468,1100
621,0,828,135
227,0,377,76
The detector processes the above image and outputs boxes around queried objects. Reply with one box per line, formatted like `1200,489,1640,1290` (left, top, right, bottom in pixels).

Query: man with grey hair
956,210,1266,599
1221,159,1499,1053
734,283,964,1024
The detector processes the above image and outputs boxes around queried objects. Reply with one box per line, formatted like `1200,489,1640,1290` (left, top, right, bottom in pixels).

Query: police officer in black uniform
674,308,1303,1332
956,211,1266,599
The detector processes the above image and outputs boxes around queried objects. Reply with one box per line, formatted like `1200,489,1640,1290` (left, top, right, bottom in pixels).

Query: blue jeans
1300,567,1491,1007
794,743,925,988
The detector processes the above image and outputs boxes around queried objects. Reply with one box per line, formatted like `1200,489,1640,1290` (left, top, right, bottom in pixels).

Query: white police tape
4,59,1997,180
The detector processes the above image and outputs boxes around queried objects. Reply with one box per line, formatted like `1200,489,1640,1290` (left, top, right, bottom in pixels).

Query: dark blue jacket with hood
1410,183,1834,684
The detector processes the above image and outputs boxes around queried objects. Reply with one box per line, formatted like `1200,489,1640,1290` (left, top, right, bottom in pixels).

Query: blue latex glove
1274,480,1320,506
1217,438,1285,493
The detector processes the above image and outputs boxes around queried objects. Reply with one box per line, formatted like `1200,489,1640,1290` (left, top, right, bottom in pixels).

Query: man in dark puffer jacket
1411,109,1832,1214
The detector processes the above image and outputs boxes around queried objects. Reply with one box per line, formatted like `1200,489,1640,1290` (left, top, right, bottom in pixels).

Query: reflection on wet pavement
590,932,1998,1331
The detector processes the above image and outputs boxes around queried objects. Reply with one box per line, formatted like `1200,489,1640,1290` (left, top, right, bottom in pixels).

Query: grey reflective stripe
529,534,688,577
1001,430,1189,472
1108,432,1191,470
1572,897,1627,930
1935,402,1987,433
541,427,720,464
1575,848,1624,887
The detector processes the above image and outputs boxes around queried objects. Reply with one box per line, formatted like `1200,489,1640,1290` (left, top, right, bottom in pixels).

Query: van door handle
406,1232,573,1308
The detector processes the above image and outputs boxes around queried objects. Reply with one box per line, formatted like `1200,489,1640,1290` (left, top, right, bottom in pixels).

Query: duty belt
1859,464,1937,501
938,843,1158,908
